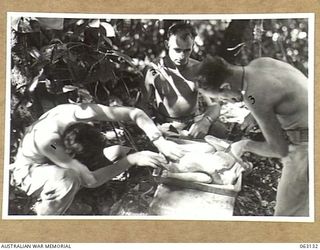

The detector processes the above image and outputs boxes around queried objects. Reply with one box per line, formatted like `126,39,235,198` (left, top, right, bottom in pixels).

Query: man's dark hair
167,22,197,40
195,56,232,92
62,122,111,171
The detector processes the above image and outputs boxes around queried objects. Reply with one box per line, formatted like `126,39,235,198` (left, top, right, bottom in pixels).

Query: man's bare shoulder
33,104,80,134
33,128,60,153
185,58,200,75
248,57,279,67
248,57,294,71
248,57,306,81
188,57,200,66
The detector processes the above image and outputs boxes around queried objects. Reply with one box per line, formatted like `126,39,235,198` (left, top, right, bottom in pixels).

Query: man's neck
163,56,189,72
228,65,245,93
176,63,188,72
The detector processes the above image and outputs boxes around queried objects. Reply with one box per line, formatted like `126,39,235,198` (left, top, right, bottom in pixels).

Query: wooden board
149,184,237,217
149,176,242,217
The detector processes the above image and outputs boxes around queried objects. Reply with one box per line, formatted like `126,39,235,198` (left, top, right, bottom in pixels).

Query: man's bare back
246,58,308,129
242,58,308,149
195,55,309,216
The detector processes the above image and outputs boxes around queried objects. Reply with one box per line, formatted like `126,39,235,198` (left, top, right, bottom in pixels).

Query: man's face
167,34,194,67
198,83,242,103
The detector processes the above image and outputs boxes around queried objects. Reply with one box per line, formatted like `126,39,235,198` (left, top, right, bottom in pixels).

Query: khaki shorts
275,143,309,216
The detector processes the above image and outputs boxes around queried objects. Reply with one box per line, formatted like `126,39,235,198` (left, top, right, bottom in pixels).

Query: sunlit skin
198,58,308,158
197,65,245,103
167,34,194,69
15,104,185,189
144,31,222,138
150,33,199,118
197,57,309,216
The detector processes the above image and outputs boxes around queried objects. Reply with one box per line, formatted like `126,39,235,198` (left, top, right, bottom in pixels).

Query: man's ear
220,82,231,90
164,40,169,50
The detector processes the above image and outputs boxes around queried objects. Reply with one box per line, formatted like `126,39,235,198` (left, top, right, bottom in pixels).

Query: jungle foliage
9,17,308,215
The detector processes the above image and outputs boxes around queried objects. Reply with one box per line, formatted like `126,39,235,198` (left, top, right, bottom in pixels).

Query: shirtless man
194,56,309,216
10,103,184,215
142,22,228,139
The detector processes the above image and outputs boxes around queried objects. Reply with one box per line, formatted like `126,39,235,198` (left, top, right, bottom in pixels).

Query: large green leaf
109,50,135,68
88,19,100,28
97,58,115,83
27,47,41,60
37,18,64,30
12,17,40,33
100,22,116,37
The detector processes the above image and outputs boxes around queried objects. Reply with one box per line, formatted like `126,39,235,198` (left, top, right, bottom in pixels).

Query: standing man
194,56,309,216
142,22,228,139
10,103,184,215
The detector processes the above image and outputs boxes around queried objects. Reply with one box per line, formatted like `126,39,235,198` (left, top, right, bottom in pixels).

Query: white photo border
3,12,315,222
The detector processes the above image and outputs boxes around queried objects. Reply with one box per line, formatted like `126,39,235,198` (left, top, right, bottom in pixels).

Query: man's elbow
129,108,145,121
274,144,289,158
83,179,99,189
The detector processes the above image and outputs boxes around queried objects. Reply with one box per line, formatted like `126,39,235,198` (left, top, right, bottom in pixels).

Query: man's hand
230,140,250,160
152,136,185,161
127,151,167,169
188,118,211,139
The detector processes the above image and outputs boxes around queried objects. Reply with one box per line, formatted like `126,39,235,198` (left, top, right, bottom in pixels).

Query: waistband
285,128,308,144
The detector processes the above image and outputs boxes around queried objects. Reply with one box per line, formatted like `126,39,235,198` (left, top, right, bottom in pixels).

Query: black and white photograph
3,13,314,221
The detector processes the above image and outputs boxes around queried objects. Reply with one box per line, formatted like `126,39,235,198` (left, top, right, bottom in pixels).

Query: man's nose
179,52,187,58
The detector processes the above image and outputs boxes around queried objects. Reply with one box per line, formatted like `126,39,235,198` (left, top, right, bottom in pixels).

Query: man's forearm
202,103,221,122
129,109,162,141
88,157,133,188
242,139,288,158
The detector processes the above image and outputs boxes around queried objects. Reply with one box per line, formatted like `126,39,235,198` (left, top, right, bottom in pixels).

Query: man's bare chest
153,69,197,99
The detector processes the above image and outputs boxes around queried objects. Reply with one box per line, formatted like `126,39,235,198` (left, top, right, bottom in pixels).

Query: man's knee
48,168,81,196
35,168,81,215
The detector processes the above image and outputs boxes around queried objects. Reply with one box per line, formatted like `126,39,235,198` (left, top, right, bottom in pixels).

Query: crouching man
10,103,185,215
194,56,309,216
